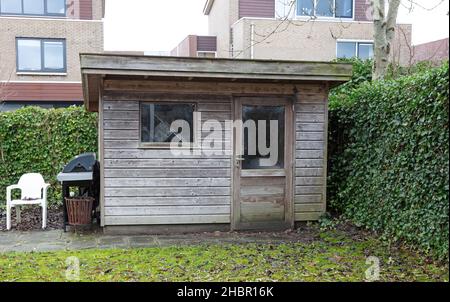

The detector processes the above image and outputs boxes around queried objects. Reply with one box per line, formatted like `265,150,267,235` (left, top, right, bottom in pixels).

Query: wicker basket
65,197,94,225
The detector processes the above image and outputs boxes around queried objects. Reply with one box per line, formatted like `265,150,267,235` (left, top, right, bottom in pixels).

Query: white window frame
336,39,374,59
196,51,217,58
295,0,355,20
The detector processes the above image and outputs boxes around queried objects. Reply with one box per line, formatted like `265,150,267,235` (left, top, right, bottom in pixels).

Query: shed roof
80,53,352,111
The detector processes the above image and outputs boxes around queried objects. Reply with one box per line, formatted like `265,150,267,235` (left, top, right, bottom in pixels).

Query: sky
104,0,449,52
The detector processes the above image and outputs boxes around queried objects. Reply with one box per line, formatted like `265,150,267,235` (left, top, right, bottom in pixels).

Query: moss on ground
0,230,448,282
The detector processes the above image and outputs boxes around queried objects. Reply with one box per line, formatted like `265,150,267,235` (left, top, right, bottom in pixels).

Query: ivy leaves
328,62,449,260
0,106,98,207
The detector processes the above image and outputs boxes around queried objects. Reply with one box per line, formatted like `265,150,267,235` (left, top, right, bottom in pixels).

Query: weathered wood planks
100,82,330,226
294,85,328,220
102,98,233,225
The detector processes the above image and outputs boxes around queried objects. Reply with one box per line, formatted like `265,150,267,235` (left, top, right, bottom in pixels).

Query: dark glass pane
335,0,353,18
336,42,356,58
47,0,66,14
1,0,22,14
141,103,194,143
44,40,65,70
242,105,285,169
17,39,42,71
316,0,333,17
23,0,44,14
297,0,314,16
358,43,373,60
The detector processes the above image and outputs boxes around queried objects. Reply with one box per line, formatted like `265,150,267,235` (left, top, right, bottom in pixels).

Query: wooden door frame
231,96,295,231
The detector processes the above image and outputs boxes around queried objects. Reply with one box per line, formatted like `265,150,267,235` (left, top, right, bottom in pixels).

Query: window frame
0,0,66,17
196,51,217,58
356,42,374,59
139,101,198,149
296,0,354,20
336,40,374,59
16,37,67,73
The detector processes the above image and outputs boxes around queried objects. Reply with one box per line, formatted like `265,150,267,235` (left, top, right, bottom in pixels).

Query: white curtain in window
275,0,296,19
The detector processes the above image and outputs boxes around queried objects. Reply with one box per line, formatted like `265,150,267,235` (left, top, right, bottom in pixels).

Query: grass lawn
0,229,448,282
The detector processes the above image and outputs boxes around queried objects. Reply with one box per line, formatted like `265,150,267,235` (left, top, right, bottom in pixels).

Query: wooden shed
80,54,352,233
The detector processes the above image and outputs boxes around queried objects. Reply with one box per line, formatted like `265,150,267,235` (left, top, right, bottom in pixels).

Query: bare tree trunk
372,0,401,80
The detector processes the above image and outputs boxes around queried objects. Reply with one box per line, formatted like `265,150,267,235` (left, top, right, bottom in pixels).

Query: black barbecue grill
57,152,100,231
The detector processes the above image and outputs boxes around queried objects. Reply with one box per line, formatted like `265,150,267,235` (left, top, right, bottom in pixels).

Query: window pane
23,0,44,14
316,0,333,17
337,42,356,58
0,0,22,14
335,0,353,18
17,39,42,71
197,52,216,58
358,43,374,59
44,41,64,70
297,0,314,16
242,105,285,169
141,103,194,143
47,0,66,14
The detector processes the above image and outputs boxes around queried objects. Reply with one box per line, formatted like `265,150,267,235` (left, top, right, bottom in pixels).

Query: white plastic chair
6,173,50,230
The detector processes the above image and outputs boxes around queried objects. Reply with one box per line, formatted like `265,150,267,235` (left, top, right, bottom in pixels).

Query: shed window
0,0,66,16
337,41,374,59
242,105,285,169
296,0,353,18
141,103,195,145
16,38,66,72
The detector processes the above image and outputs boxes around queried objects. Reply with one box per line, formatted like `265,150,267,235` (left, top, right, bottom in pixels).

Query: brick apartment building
0,0,103,111
173,0,412,64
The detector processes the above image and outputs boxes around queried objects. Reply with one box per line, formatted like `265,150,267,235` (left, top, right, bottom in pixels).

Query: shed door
232,97,294,230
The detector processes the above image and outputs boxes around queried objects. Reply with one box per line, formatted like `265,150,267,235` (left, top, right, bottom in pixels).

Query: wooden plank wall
100,80,328,226
101,96,233,226
294,84,328,221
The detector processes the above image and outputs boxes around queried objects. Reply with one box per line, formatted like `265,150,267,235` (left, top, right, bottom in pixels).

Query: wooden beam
80,54,352,79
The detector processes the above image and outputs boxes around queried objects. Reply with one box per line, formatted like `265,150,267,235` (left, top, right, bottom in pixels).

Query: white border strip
1,80,82,84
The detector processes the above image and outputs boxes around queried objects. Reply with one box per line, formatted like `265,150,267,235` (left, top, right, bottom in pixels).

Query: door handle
235,157,244,167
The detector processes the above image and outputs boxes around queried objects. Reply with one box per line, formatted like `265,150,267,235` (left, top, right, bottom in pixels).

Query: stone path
0,229,314,253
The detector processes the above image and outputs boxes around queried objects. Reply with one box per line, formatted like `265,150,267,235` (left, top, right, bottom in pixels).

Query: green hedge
328,62,449,260
0,106,97,206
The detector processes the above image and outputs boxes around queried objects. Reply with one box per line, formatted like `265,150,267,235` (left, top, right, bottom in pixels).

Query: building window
297,0,353,19
140,103,195,146
16,38,66,73
335,0,353,18
197,51,216,58
336,41,374,59
0,0,66,17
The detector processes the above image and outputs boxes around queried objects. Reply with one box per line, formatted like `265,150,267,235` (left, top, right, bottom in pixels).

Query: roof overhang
203,0,215,15
80,53,352,112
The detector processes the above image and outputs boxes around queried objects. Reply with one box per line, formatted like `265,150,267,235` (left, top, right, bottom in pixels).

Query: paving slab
128,236,158,248
35,242,68,252
0,229,317,253
97,236,129,249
